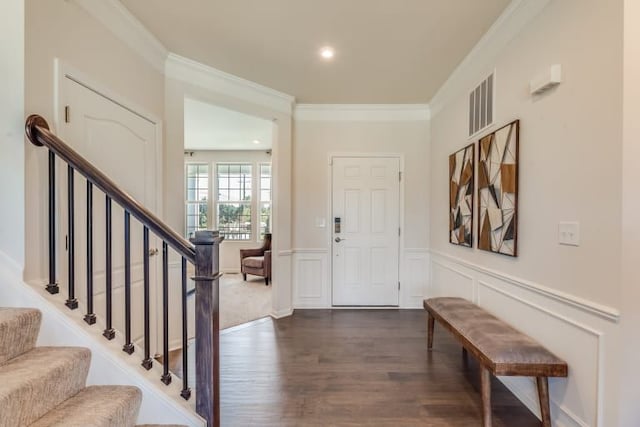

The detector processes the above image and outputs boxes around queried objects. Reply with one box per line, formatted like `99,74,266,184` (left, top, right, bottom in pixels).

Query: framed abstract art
449,143,474,247
477,120,519,256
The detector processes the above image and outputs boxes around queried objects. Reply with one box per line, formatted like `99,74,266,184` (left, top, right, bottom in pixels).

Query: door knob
335,237,345,243
149,248,159,256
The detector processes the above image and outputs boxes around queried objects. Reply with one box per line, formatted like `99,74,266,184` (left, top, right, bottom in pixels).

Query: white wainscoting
400,248,430,308
292,248,430,309
292,249,330,308
429,251,620,427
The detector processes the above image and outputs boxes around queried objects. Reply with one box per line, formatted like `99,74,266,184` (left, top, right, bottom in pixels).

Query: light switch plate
558,222,580,246
315,217,326,228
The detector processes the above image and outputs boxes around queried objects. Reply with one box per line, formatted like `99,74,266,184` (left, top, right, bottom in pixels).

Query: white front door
332,157,400,306
57,75,160,351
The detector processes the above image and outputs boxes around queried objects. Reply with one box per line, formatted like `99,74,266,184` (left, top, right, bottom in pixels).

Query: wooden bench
424,297,568,427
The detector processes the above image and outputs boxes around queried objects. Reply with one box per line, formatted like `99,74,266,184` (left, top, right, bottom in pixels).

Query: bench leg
536,377,551,427
427,313,435,350
480,366,492,427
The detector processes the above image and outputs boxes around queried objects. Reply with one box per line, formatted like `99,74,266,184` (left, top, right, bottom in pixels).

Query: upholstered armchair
239,233,271,285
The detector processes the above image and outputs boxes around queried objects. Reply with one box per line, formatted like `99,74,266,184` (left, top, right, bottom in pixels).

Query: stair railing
25,115,222,427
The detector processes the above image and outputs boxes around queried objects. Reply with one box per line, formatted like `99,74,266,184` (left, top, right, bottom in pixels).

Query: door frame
53,59,163,220
53,59,165,354
328,153,405,307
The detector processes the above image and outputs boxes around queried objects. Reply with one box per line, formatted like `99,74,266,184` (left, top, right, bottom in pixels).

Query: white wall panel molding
429,251,617,427
295,104,430,122
166,53,294,115
401,248,430,308
429,0,551,117
478,280,603,427
292,249,330,308
292,248,430,309
430,251,620,323
429,259,475,301
71,0,168,73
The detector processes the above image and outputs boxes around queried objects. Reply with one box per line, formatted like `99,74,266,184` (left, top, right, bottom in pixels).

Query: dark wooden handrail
26,114,223,426
25,114,196,263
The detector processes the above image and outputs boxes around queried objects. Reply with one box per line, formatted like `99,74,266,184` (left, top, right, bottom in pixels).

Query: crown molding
429,0,551,117
294,104,430,122
71,0,168,73
166,53,295,115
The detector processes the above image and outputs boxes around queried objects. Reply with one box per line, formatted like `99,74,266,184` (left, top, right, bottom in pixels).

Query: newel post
190,230,224,427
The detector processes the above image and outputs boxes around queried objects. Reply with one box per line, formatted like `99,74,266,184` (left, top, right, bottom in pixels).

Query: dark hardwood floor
172,310,541,426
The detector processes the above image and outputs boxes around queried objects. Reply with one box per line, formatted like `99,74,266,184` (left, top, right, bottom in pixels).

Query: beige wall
24,0,165,282
430,0,622,309
293,119,430,251
0,0,25,267
185,150,272,272
428,1,623,425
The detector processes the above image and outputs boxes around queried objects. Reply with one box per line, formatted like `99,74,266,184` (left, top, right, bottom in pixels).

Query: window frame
184,162,211,239
258,162,272,241
214,162,254,241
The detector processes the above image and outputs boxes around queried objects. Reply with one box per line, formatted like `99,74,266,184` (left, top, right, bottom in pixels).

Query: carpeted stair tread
0,308,41,365
30,385,142,427
0,346,91,427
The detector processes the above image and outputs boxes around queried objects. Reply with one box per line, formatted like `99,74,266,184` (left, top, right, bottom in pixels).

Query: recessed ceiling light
320,46,335,60
253,140,261,144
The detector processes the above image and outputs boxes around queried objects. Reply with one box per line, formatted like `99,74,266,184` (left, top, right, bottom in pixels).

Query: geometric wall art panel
449,143,475,247
477,119,519,256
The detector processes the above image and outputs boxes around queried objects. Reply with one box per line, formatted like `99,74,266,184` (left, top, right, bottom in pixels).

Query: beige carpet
219,273,272,330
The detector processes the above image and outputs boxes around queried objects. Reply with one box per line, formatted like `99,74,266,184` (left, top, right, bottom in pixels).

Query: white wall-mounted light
320,46,335,60
253,140,261,145
530,64,562,96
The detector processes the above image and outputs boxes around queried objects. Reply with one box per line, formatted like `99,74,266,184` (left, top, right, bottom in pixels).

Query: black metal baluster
141,226,153,370
122,211,134,354
65,165,78,309
161,241,171,385
84,182,96,325
103,196,115,340
46,150,59,294
181,257,191,400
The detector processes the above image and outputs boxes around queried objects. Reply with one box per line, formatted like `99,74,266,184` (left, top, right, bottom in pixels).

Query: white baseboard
271,308,294,319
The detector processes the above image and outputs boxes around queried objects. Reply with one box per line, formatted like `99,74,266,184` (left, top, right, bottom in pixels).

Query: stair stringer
0,250,205,427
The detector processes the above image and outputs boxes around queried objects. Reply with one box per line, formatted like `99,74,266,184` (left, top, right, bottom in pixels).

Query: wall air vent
469,72,494,137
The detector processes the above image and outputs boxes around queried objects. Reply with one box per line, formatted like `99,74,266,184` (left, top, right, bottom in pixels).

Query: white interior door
332,157,400,306
57,76,160,352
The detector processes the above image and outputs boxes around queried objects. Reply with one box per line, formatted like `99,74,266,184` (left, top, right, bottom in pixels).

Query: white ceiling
184,98,273,150
120,0,511,103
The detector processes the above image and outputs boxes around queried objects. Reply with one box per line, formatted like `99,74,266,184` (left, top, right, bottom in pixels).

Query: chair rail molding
429,250,620,322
